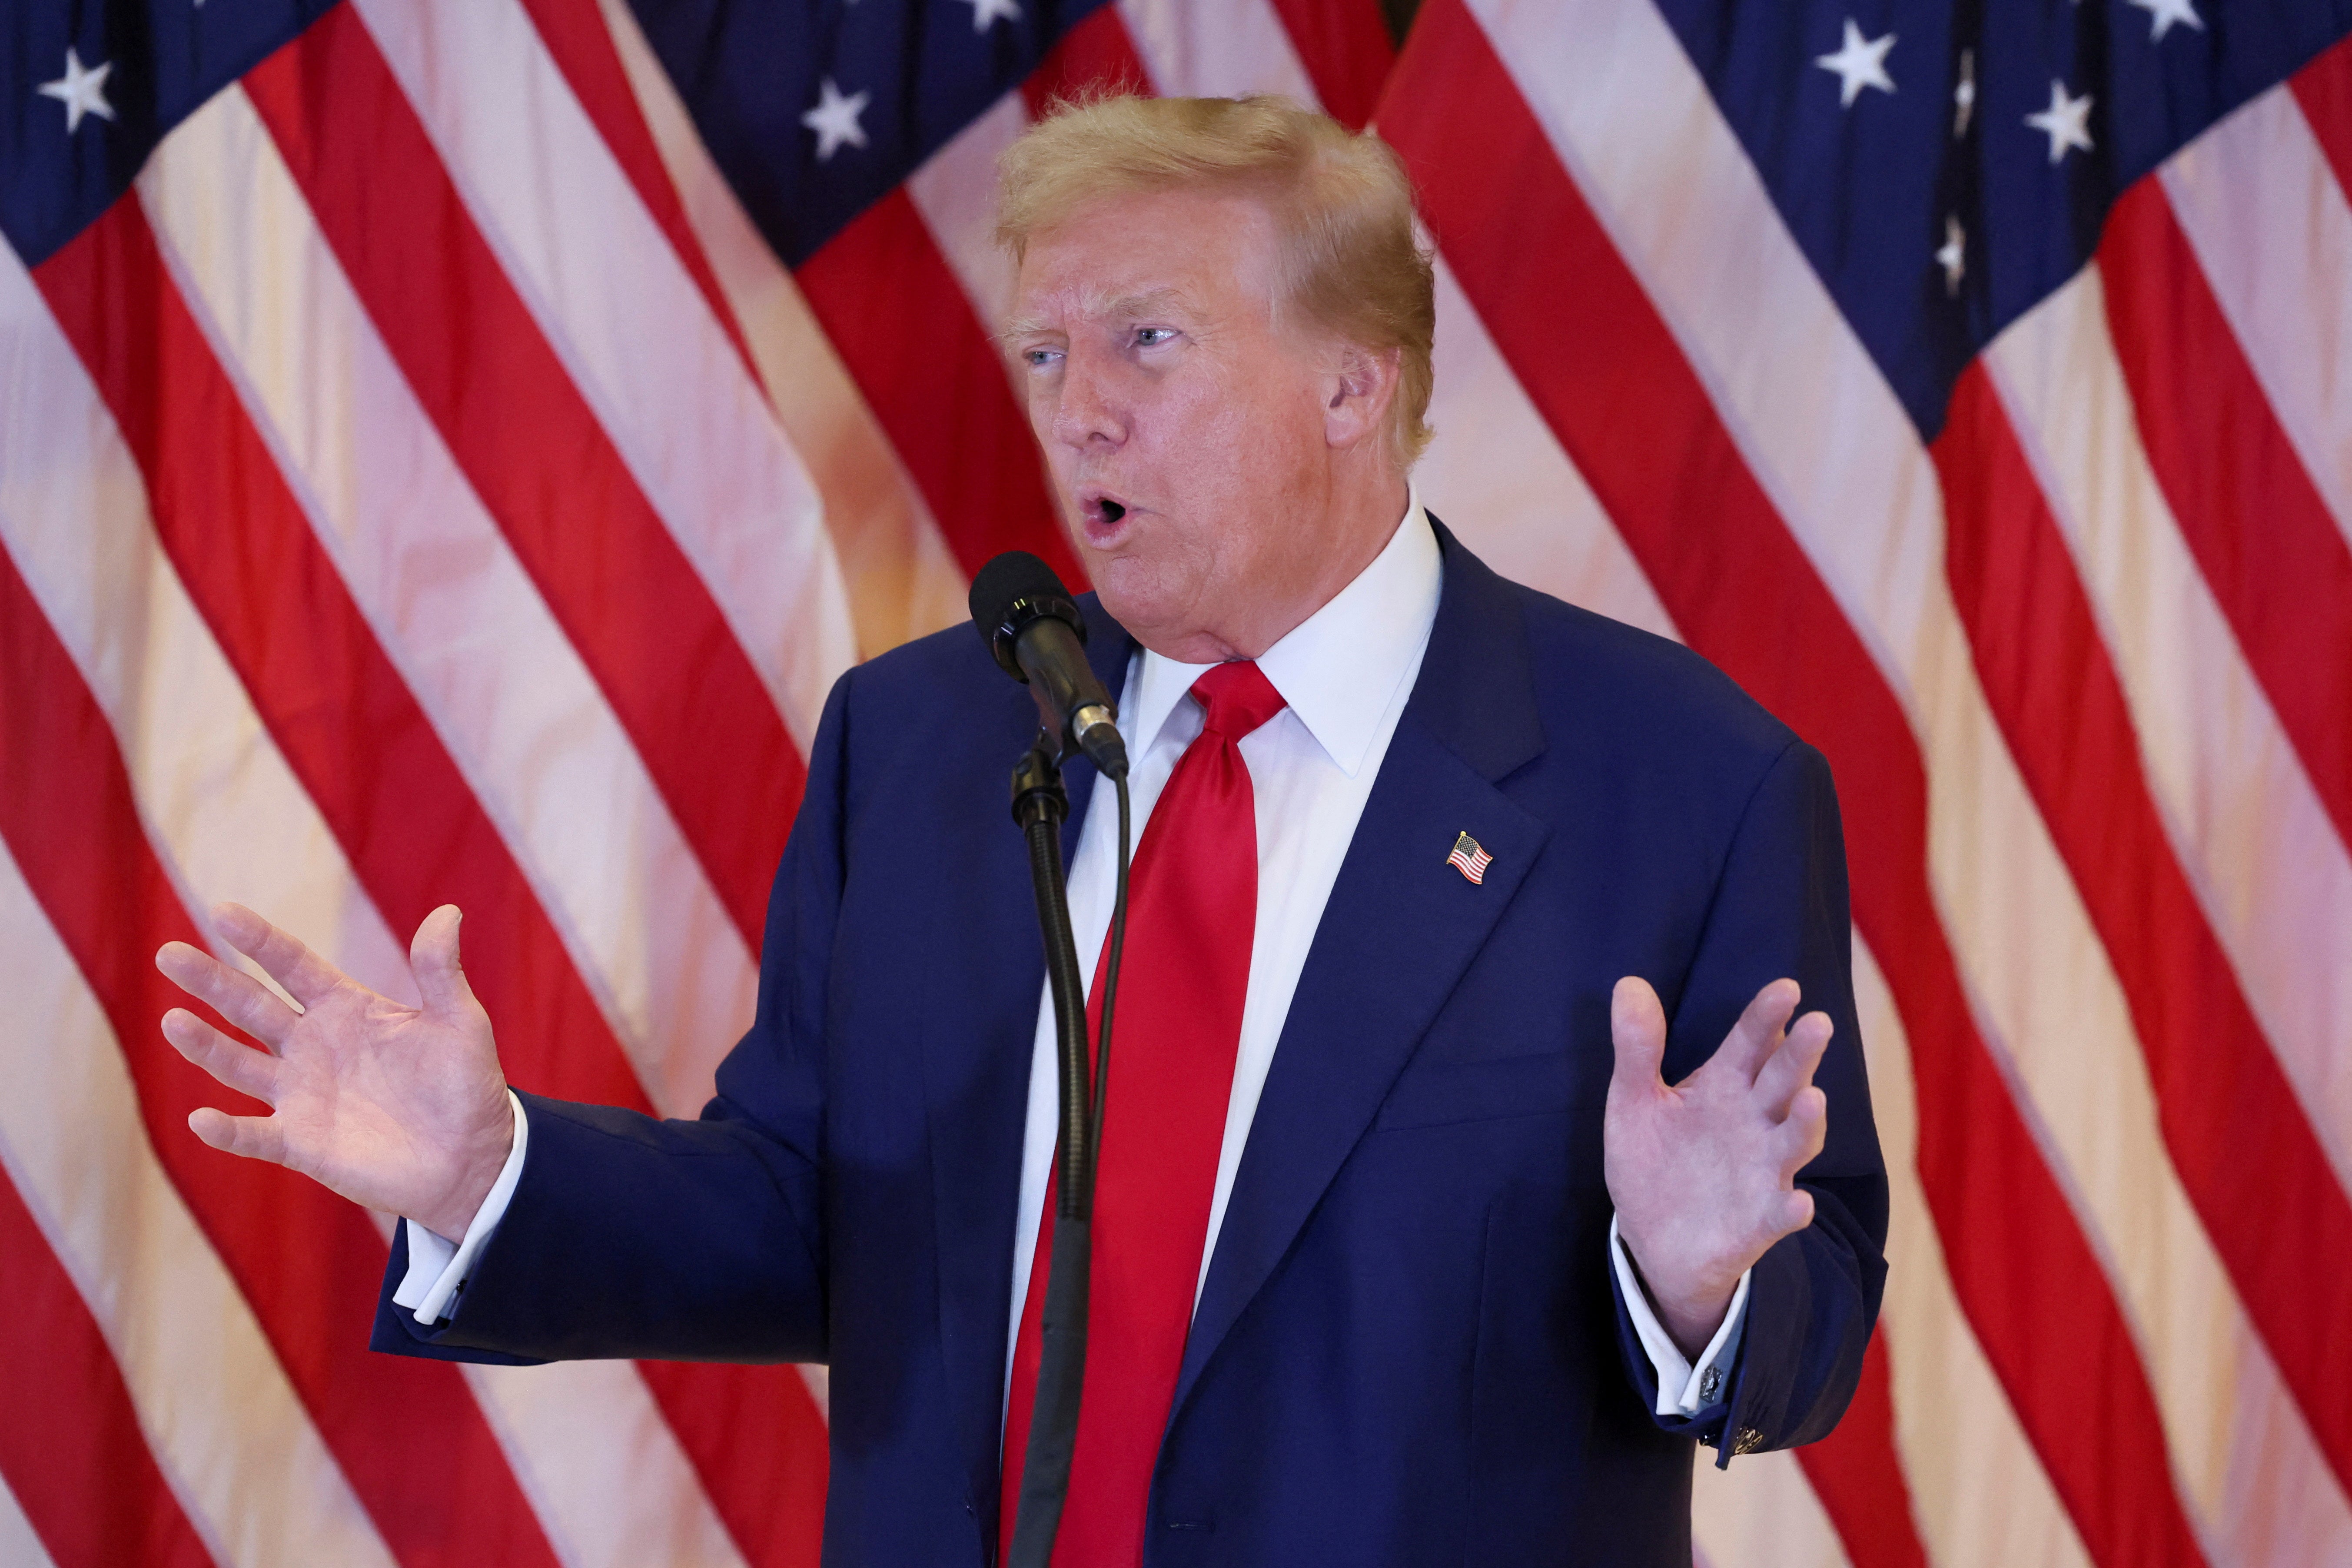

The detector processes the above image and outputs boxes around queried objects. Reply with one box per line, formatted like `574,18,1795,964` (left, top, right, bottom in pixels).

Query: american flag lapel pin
1446,830,1493,885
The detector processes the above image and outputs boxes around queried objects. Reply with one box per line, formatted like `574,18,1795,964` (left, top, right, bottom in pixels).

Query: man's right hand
157,902,514,1242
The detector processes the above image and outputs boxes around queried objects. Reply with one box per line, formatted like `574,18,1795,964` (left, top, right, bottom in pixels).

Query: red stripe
1023,5,1153,118
512,0,764,391
2096,180,2352,847
797,187,1086,588
2291,33,2352,206
1263,0,1394,127
243,10,801,953
1378,6,2210,1564
1936,363,2352,1492
1795,1334,1930,1568
0,463,561,1568
0,1156,213,1568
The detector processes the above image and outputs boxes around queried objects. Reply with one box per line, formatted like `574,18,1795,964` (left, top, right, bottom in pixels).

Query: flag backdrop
0,0,2347,1562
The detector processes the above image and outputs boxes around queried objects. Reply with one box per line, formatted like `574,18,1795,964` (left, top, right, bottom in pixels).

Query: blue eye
1135,327,1176,347
1023,347,1063,368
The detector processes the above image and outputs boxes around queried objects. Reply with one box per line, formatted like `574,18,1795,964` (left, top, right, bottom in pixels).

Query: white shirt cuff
1609,1213,1752,1417
392,1091,528,1327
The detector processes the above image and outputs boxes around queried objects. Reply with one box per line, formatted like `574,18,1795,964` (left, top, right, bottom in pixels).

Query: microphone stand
1007,731,1130,1568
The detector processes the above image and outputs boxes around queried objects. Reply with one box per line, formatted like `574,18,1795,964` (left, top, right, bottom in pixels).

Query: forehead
1010,186,1281,327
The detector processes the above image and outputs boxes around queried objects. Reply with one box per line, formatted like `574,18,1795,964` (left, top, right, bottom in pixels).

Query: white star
801,76,870,162
37,47,116,136
1936,214,1966,296
2126,0,2202,42
2025,78,2095,164
961,0,1021,30
1953,48,1976,137
1815,19,1897,109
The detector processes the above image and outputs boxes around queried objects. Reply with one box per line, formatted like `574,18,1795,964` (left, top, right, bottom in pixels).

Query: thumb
412,904,480,1021
1609,975,1668,1096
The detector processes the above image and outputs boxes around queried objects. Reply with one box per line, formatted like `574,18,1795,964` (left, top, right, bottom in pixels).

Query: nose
1049,341,1126,452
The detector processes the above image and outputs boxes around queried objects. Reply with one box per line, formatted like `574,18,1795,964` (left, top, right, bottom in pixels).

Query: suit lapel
923,598,1136,1508
1170,525,1551,1420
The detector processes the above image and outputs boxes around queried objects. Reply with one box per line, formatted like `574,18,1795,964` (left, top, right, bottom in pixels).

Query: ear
1322,343,1401,452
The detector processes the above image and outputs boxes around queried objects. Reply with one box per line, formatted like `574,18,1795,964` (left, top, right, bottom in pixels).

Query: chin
1084,552,1186,639
1084,556,1157,629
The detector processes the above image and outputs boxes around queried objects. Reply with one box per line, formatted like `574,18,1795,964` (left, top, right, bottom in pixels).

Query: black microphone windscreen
970,551,1083,680
968,550,1067,636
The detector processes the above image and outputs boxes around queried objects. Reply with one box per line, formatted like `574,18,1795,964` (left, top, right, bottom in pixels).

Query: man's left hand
1603,976,1830,1359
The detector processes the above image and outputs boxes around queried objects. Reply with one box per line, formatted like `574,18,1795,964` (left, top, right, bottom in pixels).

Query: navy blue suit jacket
376,522,1888,1566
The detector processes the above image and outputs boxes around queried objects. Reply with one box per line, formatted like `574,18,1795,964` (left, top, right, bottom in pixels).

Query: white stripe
139,83,757,1123
2162,86,2352,550
799,1362,834,1422
907,93,1029,338
0,840,397,1568
1116,0,1320,101
588,0,969,659
349,0,856,741
1984,264,2352,1199
0,185,752,1568
1417,253,1678,642
1462,0,2349,1554
1690,1448,1854,1568
0,1473,56,1568
1853,936,2094,1568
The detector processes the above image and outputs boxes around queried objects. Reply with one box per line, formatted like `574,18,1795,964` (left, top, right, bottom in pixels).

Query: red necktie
1000,661,1289,1566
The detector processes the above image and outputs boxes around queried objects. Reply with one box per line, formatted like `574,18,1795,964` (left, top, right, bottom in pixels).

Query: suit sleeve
368,668,857,1365
1605,738,1890,1465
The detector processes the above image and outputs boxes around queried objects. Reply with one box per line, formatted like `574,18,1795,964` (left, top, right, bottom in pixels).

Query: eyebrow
1005,286,1194,341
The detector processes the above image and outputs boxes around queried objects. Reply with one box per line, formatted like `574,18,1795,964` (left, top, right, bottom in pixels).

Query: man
158,96,1886,1565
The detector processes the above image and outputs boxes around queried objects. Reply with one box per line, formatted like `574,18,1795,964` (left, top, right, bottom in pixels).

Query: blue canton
2,0,339,266
1651,0,2352,439
626,0,1116,267
2,0,1106,275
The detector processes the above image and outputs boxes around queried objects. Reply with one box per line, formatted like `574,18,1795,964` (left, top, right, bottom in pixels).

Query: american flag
1447,830,1493,884
0,0,2344,1562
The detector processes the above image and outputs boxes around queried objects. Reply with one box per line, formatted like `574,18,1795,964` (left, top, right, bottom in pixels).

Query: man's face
1009,187,1371,661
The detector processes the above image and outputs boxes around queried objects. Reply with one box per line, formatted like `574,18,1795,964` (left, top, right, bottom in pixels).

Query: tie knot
1190,661,1287,741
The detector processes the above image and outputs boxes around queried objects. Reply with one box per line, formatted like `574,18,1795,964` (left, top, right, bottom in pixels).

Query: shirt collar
1121,484,1443,777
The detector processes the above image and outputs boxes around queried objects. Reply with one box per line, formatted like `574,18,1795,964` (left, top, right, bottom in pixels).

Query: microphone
970,552,1130,781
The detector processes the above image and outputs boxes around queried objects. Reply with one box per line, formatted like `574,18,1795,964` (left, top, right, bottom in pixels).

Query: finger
1772,1186,1817,1237
1713,978,1801,1083
156,940,301,1050
161,1008,283,1104
410,905,481,1023
212,902,345,1010
187,1106,292,1166
1609,976,1669,1096
1774,1085,1829,1173
1752,1010,1834,1116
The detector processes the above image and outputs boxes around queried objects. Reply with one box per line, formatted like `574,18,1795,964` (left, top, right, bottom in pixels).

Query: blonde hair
997,94,1436,465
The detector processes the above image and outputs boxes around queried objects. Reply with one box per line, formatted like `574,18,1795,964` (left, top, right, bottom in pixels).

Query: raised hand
1603,975,1831,1358
156,902,515,1241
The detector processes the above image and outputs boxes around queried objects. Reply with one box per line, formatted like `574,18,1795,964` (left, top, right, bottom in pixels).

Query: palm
157,903,514,1239
1603,977,1830,1352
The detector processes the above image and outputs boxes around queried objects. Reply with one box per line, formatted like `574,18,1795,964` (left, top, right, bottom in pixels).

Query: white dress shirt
401,489,1745,1423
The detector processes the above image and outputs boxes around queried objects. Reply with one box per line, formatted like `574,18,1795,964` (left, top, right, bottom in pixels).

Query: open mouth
1077,487,1132,535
